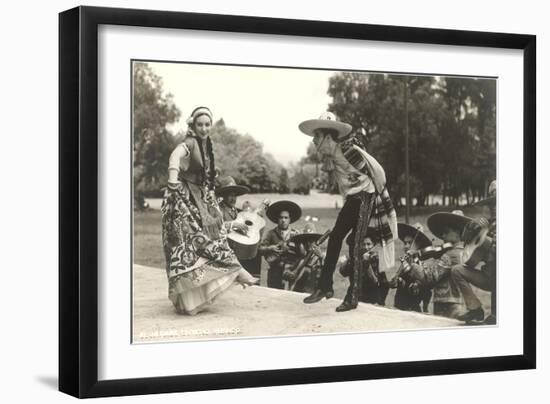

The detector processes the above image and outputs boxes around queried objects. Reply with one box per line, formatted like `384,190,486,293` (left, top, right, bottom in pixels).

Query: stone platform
133,264,460,343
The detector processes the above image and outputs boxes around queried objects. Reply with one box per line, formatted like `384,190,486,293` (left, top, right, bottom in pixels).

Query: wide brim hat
291,223,322,244
298,111,352,140
475,180,497,206
397,223,432,249
475,195,496,206
427,210,473,240
215,176,250,197
266,200,302,224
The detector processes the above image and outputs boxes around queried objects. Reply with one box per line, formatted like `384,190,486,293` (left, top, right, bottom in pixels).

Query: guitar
463,231,493,268
264,240,294,264
227,199,270,260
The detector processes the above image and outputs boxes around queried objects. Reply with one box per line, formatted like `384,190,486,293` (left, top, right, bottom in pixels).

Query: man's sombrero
397,222,432,249
427,210,473,240
291,223,322,244
298,111,353,140
215,176,249,197
266,200,302,224
475,180,496,206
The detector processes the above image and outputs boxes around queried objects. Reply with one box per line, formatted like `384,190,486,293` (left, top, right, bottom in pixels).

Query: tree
279,168,290,194
291,169,311,195
326,72,496,206
209,119,283,192
133,62,181,203
300,143,323,177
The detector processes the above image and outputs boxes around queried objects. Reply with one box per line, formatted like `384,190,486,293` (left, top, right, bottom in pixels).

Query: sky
148,61,336,165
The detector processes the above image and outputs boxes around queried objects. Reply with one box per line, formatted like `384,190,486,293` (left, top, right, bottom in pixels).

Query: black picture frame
59,5,536,398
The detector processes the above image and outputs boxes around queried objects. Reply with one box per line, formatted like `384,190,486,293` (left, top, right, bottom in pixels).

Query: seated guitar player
451,180,497,325
452,216,496,325
216,176,265,277
258,201,302,290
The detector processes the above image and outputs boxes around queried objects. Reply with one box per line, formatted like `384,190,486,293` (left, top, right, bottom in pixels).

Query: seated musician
392,223,433,312
408,210,472,319
215,176,262,277
339,230,389,306
216,176,249,231
283,223,325,294
451,180,497,325
258,201,302,289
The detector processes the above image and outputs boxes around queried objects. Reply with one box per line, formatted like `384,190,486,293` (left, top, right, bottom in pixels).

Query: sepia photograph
131,60,497,343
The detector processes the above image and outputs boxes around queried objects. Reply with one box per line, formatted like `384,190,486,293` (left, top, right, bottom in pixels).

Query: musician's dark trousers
394,285,431,312
267,263,284,289
344,269,389,306
239,256,261,278
318,194,363,292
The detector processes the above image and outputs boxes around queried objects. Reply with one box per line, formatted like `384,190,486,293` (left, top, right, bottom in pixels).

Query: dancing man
299,112,397,312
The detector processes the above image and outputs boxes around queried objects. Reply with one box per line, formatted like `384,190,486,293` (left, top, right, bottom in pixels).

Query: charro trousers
318,194,362,292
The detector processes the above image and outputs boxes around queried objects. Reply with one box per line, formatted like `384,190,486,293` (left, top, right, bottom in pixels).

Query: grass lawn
133,203,492,316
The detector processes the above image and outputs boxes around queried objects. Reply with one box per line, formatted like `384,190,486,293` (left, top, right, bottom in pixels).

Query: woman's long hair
194,132,216,188
187,107,216,189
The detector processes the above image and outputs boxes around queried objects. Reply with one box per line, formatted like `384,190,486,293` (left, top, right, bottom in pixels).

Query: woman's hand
167,181,183,191
231,222,249,235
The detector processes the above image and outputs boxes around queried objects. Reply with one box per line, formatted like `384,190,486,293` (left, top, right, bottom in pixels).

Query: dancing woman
162,106,257,315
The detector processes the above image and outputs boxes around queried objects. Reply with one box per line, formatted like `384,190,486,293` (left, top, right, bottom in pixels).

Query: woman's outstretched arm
167,143,190,183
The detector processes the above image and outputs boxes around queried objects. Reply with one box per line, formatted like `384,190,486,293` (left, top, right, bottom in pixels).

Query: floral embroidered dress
162,134,246,315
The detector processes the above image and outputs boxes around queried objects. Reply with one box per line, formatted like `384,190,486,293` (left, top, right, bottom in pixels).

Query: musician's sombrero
397,222,432,249
291,223,322,244
475,180,496,206
298,111,353,140
215,176,249,197
427,210,473,240
266,200,302,224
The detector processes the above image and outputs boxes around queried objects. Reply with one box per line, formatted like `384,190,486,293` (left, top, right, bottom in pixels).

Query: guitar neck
254,199,271,214
294,230,331,272
316,230,331,246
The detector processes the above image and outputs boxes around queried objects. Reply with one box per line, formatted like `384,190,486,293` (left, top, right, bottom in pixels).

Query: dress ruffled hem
169,271,240,315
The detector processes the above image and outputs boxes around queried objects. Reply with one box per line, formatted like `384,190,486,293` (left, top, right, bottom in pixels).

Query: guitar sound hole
244,220,253,226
